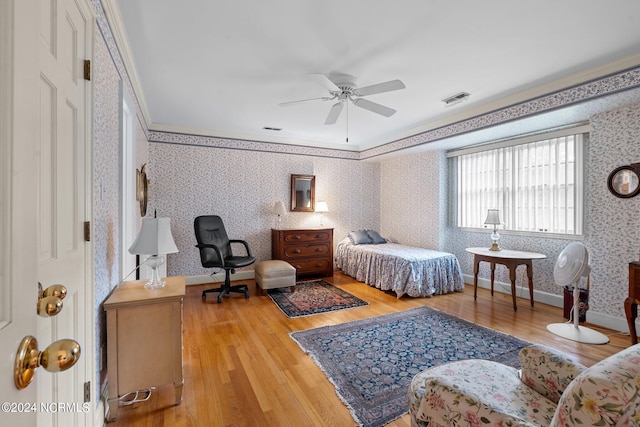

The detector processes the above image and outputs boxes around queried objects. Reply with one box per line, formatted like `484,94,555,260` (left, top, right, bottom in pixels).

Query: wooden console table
466,247,547,311
625,261,640,344
104,276,185,421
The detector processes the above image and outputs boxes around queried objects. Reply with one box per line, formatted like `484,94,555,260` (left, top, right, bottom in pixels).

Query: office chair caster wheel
201,292,206,300
217,295,222,304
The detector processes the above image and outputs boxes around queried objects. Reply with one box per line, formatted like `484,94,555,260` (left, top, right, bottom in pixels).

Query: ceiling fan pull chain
346,101,349,143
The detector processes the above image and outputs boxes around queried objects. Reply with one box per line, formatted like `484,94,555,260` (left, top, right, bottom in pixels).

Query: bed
335,231,465,298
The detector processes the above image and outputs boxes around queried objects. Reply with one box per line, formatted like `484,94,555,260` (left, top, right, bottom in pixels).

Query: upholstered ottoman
254,260,296,295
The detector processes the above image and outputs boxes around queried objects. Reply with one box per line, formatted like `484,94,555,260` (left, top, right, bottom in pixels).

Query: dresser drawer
283,244,330,259
283,230,332,244
288,258,333,275
272,228,334,277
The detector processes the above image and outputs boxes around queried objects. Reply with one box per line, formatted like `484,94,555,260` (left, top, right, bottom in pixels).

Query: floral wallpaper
149,143,380,278
380,151,446,250
382,103,640,330
92,27,121,396
89,0,640,405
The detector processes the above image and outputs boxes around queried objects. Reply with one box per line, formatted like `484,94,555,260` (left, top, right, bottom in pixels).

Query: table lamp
273,201,287,229
129,217,179,288
484,209,502,251
315,201,329,226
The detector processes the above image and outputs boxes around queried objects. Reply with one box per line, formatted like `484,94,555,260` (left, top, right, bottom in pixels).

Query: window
450,126,588,236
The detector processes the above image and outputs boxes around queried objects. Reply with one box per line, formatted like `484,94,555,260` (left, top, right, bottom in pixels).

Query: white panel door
0,0,39,424
0,0,93,426
37,0,92,425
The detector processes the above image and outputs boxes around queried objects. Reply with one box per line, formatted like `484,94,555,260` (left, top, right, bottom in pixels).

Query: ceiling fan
279,73,405,125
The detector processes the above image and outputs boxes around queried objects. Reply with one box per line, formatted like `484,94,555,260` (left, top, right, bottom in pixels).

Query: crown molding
102,0,152,128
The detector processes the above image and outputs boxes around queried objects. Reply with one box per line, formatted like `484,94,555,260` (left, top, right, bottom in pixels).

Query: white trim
94,399,106,427
447,123,591,158
101,0,152,127
463,273,632,336
186,270,255,286
120,83,137,280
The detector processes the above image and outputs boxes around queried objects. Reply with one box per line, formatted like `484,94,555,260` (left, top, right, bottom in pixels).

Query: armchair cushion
408,344,640,427
410,359,557,427
519,344,587,403
551,344,640,427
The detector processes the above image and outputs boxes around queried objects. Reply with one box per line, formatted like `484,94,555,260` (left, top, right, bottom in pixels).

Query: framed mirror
136,163,149,216
291,174,315,212
608,165,640,198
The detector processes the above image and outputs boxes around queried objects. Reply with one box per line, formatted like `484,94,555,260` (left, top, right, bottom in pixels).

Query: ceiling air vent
442,92,470,106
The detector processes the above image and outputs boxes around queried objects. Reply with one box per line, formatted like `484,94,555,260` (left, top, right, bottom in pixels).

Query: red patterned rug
268,280,368,318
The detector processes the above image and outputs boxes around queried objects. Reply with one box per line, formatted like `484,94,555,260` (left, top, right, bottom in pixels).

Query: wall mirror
608,165,640,198
291,174,315,212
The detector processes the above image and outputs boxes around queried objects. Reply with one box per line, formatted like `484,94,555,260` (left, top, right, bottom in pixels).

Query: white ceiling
110,0,640,152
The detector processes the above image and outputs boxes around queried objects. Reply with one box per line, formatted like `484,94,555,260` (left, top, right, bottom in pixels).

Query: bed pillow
348,230,374,245
366,230,387,244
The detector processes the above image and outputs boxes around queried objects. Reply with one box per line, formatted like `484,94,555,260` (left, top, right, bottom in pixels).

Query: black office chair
194,215,255,303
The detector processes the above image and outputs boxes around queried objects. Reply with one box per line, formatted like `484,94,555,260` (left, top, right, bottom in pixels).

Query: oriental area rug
290,306,530,427
268,280,368,318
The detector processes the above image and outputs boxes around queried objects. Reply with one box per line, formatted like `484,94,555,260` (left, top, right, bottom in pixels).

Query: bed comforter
335,238,465,298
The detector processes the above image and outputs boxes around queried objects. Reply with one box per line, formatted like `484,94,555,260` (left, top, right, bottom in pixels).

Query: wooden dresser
271,228,333,277
104,276,185,421
625,261,640,344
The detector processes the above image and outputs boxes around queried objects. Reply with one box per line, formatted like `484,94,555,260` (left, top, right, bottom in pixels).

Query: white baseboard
186,270,255,286
463,273,632,336
95,398,105,427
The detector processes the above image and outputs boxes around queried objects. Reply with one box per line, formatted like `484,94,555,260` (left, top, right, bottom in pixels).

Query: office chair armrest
195,243,226,268
229,239,253,257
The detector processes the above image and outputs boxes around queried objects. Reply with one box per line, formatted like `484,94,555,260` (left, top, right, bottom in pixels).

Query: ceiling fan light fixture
442,92,470,107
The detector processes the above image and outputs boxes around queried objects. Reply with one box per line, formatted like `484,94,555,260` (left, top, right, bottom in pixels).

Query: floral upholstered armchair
407,343,640,427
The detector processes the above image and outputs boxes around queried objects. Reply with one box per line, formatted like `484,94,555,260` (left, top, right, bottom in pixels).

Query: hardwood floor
109,272,632,426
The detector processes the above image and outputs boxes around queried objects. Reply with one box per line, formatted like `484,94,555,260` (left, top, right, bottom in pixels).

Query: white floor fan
546,242,609,344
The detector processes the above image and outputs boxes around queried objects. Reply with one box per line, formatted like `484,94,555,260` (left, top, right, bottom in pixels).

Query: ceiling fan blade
352,98,396,117
279,96,333,106
309,73,341,93
353,79,405,97
324,101,344,125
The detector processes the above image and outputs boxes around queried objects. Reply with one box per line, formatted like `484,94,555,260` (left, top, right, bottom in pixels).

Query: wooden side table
465,247,546,311
104,276,185,421
625,261,640,344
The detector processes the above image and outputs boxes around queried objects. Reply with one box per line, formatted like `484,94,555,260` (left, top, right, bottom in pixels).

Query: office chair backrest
194,215,232,267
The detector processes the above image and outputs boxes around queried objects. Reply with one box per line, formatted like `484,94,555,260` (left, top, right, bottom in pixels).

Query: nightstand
104,276,185,421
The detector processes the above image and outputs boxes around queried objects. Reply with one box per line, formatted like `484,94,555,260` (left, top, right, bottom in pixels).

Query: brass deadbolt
37,283,67,317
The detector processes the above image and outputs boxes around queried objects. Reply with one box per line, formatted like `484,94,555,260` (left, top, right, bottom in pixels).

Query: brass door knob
14,336,81,389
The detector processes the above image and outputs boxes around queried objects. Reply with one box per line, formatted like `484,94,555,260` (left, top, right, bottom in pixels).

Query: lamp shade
129,217,179,256
273,201,287,216
484,209,501,225
315,201,329,213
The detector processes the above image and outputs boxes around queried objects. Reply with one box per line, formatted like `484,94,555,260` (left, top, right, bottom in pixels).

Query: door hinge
84,221,91,242
83,60,91,81
84,381,91,403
